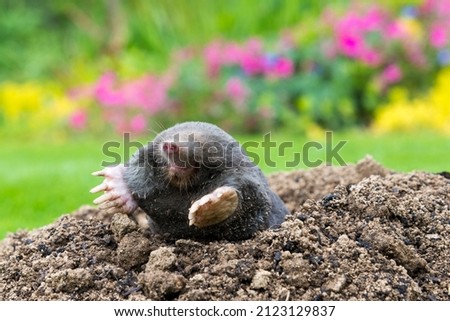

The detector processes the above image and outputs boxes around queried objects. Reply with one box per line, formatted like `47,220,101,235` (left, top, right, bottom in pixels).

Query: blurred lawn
1,131,449,239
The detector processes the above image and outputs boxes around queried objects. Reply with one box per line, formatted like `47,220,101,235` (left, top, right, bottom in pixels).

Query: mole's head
152,122,243,189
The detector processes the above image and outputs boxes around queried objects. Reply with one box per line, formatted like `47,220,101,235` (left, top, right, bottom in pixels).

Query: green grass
1,131,449,239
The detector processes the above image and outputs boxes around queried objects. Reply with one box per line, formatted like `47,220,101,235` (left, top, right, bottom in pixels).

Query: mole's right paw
188,186,238,228
90,164,138,215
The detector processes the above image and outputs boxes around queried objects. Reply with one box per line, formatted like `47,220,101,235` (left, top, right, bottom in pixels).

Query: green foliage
0,0,71,81
0,0,328,81
123,0,321,46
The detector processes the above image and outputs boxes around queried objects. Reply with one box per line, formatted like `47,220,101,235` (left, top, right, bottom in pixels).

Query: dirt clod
147,247,176,271
322,274,347,293
110,213,138,242
250,270,272,290
1,157,449,300
116,231,153,270
139,271,186,300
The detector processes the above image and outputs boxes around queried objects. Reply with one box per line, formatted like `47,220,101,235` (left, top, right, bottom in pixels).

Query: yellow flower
0,81,77,135
0,82,46,122
373,68,450,134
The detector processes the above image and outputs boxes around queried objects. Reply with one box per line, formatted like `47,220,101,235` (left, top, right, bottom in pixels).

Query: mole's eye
162,142,179,153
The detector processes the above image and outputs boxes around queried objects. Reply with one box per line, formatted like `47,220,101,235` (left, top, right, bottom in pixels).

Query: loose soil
1,157,449,300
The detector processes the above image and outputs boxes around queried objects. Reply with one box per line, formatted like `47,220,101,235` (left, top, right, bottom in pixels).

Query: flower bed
1,0,449,136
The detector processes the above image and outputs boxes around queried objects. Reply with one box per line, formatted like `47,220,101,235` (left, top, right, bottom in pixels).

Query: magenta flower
422,0,450,16
334,11,370,58
95,72,126,107
337,33,383,66
203,38,268,77
225,77,248,105
385,21,403,39
93,72,171,117
204,41,223,78
264,57,295,78
363,7,385,31
130,114,147,134
327,5,392,66
337,33,365,58
381,64,403,84
360,49,383,66
69,109,87,130
430,24,448,48
123,76,170,114
240,53,266,75
239,38,265,76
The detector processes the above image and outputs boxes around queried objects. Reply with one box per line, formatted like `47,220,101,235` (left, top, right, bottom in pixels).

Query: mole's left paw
188,186,238,228
90,164,138,215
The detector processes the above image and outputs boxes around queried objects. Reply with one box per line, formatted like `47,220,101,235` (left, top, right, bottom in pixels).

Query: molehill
1,157,449,300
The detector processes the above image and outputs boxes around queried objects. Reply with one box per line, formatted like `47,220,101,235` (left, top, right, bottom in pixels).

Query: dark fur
123,122,288,240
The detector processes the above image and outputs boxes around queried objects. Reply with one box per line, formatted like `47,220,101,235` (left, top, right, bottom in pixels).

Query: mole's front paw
188,186,238,228
90,164,138,215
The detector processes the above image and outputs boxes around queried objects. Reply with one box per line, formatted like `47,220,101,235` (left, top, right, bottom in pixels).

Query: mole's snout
161,141,191,169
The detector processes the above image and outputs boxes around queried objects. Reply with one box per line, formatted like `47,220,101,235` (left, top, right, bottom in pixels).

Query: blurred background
1,0,449,237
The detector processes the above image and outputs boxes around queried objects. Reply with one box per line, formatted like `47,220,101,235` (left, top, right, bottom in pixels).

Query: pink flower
225,77,248,105
69,109,87,130
95,72,126,107
385,21,403,39
335,23,384,66
328,5,393,66
204,41,223,78
240,38,265,75
123,76,170,114
363,8,385,31
337,33,365,57
240,53,265,75
130,114,147,134
381,64,403,84
265,57,294,78
222,42,244,65
430,24,448,48
422,0,450,16
203,38,266,77
360,49,383,66
93,72,171,117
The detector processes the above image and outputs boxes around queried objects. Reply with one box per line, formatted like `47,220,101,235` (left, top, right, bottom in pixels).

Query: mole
90,121,288,240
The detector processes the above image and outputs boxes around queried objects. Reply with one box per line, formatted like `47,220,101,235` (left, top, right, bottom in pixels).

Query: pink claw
90,164,138,215
89,182,109,194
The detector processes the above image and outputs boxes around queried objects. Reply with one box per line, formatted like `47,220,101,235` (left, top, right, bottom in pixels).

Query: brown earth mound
1,157,449,300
